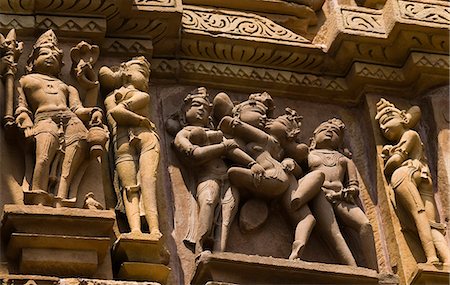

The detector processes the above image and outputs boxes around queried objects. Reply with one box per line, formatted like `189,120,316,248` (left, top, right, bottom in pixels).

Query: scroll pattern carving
182,7,309,44
399,0,450,25
2,0,111,14
342,9,385,34
133,0,175,7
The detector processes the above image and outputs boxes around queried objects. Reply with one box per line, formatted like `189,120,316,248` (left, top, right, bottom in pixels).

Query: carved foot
289,241,305,260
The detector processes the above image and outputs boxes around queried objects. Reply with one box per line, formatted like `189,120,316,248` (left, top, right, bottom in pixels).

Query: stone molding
152,51,448,104
1,0,448,103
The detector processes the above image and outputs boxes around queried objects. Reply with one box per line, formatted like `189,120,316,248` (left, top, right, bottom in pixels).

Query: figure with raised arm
100,56,161,237
376,98,449,264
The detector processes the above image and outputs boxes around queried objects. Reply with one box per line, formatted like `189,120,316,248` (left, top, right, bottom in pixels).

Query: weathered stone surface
1,205,115,278
191,251,380,284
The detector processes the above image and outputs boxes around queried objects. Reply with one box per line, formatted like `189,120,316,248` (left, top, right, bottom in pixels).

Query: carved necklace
312,149,342,167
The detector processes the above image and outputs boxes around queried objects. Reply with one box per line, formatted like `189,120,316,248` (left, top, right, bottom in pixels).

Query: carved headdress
270,107,303,139
310,118,346,150
232,91,275,119
122,56,151,77
165,87,213,135
26,29,63,73
375,98,421,128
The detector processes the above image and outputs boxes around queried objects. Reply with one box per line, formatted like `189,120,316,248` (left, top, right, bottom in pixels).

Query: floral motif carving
399,0,450,25
182,7,309,45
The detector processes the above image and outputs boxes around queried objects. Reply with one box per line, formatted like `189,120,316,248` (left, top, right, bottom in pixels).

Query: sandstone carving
376,98,450,264
15,29,107,207
168,89,379,271
168,87,264,254
307,118,378,270
100,56,161,237
0,29,23,128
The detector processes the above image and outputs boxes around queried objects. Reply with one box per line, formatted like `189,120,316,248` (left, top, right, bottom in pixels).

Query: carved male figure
15,30,102,205
376,98,449,264
100,57,161,237
308,118,378,270
171,87,261,253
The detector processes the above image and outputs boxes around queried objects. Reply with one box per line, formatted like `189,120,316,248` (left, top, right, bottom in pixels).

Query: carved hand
222,138,238,151
250,163,265,185
16,112,33,129
281,158,296,172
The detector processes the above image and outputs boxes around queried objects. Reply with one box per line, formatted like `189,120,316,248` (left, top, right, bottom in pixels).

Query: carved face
266,117,288,141
313,123,342,150
238,104,267,129
185,97,211,126
123,63,149,91
379,115,405,142
33,47,61,75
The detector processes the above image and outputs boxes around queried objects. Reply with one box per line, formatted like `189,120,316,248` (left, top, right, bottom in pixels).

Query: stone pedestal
191,252,384,285
408,263,450,285
1,205,116,279
113,233,171,284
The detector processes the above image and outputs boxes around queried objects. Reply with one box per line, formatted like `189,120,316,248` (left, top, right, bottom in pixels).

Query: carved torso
308,149,347,192
19,73,71,116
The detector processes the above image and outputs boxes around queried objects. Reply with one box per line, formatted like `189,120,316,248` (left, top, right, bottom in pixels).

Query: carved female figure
219,93,293,199
376,98,449,264
100,57,161,237
308,118,378,270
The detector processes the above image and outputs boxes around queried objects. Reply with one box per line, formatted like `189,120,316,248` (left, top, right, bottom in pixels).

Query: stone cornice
0,0,448,104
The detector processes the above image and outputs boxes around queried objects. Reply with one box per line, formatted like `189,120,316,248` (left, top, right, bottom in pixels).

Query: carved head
182,87,213,127
375,98,421,142
121,56,151,92
233,92,274,129
311,118,345,150
266,108,302,142
26,30,63,75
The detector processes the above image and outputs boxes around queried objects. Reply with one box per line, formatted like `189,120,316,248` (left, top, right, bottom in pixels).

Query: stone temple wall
0,0,448,284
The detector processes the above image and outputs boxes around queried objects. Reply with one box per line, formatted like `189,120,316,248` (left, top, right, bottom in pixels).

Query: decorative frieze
182,6,310,45
398,0,450,25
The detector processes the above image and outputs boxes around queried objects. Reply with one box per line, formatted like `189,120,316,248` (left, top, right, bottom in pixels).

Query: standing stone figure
308,118,378,270
100,57,161,237
376,98,450,264
170,87,262,254
15,30,104,206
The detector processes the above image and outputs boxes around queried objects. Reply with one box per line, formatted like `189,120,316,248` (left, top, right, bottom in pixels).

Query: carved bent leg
334,202,379,270
138,132,161,238
55,140,87,204
311,192,357,266
394,176,438,264
32,130,58,193
218,185,239,252
116,141,141,233
289,205,315,260
291,170,325,211
228,166,289,198
195,179,221,254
